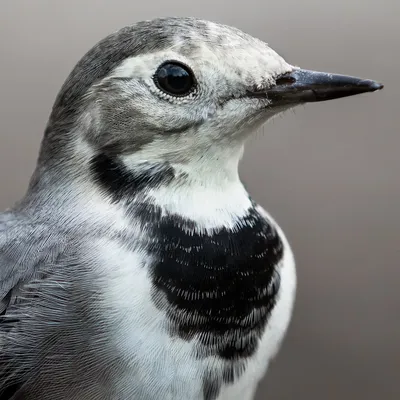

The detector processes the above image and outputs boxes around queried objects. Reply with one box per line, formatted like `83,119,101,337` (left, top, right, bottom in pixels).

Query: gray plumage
0,16,382,400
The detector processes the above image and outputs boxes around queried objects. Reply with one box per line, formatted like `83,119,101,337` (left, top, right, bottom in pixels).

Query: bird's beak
248,69,383,105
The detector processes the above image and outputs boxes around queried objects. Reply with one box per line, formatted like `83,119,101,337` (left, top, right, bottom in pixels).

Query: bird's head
32,17,382,204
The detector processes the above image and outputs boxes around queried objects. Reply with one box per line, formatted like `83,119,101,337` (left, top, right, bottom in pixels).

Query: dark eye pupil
155,62,195,96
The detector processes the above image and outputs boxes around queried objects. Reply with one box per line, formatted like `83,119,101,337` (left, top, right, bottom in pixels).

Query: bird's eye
154,61,196,97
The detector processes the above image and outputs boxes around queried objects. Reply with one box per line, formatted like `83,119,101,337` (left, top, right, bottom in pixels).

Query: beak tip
367,80,384,92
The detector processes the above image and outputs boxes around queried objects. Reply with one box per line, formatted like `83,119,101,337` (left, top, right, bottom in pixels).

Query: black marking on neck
89,153,175,202
140,204,283,364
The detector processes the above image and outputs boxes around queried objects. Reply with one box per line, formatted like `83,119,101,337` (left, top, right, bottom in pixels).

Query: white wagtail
0,17,383,400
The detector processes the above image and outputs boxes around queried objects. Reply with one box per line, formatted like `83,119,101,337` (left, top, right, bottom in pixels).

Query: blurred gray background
0,0,398,399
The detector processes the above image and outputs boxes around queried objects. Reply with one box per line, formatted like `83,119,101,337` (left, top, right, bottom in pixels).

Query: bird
0,16,382,400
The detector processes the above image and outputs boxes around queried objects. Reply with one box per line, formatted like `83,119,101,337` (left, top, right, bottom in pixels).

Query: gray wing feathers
0,211,67,313
0,211,70,398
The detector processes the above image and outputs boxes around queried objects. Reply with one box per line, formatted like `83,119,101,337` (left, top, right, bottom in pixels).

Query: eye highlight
154,61,196,97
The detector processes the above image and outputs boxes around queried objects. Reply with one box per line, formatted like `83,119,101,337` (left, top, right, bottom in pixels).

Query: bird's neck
19,145,254,233
140,176,252,231
90,148,253,231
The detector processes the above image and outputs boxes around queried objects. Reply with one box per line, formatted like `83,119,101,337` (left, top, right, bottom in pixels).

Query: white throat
122,143,253,230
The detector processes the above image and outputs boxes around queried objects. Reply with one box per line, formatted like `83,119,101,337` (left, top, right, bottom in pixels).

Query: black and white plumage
0,17,382,400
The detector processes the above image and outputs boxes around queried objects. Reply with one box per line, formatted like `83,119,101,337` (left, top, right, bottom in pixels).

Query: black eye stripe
154,61,196,97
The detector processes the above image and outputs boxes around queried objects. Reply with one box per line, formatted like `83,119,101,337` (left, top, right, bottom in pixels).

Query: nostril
275,76,296,86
